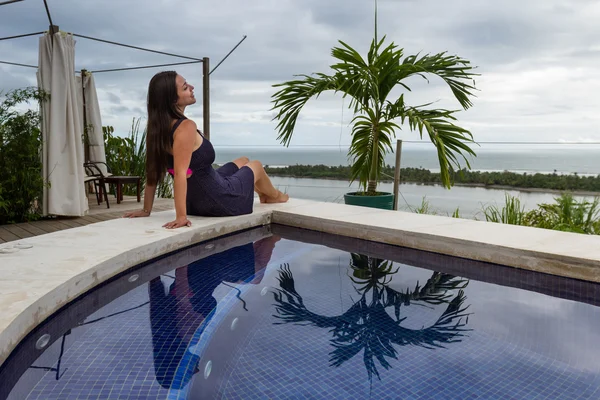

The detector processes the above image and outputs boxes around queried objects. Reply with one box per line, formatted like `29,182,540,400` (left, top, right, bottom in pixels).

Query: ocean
213,146,600,218
214,146,600,175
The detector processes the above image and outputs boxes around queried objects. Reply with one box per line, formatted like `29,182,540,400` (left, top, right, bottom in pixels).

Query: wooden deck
0,196,173,244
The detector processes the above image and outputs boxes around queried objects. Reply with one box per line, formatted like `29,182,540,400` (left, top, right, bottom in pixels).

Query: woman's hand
123,209,151,218
163,216,192,229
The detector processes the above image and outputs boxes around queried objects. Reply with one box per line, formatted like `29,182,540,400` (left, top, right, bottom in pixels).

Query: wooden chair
84,161,111,208
85,161,142,205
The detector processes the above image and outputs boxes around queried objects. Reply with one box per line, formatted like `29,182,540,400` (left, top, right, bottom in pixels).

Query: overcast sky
1,0,600,149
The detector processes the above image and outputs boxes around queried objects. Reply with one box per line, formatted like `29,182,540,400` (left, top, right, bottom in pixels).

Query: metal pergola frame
0,0,248,141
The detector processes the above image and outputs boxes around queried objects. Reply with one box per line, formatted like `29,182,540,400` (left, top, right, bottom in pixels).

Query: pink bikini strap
167,168,192,176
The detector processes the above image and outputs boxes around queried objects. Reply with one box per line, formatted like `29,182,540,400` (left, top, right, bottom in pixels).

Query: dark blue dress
167,118,255,217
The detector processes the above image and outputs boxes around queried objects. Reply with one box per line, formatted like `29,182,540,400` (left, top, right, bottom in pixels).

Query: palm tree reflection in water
272,254,472,382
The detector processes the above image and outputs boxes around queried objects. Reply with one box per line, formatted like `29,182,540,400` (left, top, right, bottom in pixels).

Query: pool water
2,225,600,399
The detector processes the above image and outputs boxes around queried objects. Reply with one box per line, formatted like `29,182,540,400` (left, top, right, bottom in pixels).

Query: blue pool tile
3,235,600,400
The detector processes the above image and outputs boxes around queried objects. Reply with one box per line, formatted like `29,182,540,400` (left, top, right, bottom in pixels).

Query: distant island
263,165,600,195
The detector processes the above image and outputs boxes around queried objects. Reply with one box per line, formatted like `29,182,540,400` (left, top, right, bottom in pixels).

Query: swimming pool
2,224,600,399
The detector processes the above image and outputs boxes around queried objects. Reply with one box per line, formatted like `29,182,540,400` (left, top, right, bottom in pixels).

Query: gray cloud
105,92,120,104
1,0,600,146
0,66,35,92
107,105,144,116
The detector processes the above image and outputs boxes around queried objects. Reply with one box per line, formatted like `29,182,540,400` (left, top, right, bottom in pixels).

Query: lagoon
267,177,595,219
213,146,600,218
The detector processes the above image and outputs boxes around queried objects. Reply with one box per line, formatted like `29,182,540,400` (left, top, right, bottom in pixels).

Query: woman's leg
231,157,268,201
232,156,250,169
243,160,289,203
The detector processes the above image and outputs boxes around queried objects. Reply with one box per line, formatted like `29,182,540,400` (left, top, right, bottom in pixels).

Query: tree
271,2,478,193
0,88,48,224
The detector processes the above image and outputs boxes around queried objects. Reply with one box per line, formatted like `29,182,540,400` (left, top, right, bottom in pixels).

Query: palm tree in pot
271,3,478,209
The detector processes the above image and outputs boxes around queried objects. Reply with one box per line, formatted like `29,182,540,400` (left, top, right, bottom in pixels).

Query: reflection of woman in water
148,236,280,390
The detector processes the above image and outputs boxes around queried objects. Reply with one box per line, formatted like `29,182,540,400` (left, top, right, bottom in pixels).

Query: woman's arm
143,183,157,213
123,183,156,218
163,119,198,229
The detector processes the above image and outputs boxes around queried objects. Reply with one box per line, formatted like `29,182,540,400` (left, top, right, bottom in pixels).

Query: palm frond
398,52,479,110
382,272,469,313
271,73,339,146
347,114,397,191
349,255,399,294
272,264,340,327
331,41,378,112
401,108,477,188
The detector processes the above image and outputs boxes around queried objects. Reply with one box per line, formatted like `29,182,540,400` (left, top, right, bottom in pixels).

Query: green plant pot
343,192,395,210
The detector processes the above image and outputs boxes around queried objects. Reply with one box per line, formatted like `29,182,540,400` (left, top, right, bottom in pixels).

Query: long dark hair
146,71,185,186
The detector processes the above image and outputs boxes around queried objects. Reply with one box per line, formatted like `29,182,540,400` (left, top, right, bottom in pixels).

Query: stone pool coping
1,198,600,367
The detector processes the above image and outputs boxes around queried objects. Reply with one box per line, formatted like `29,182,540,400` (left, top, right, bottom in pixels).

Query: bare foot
255,186,269,203
266,191,290,203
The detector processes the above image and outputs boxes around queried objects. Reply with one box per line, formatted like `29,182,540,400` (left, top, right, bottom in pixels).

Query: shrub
103,119,172,198
0,88,48,224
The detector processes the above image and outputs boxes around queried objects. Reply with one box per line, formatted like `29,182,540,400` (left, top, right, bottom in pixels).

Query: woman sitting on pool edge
124,71,289,228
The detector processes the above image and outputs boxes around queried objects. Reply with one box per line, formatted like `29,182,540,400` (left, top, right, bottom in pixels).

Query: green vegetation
482,194,525,225
103,120,145,184
103,119,173,198
482,193,600,235
271,1,477,194
413,197,434,215
263,164,600,193
522,193,600,234
408,193,600,235
0,88,48,224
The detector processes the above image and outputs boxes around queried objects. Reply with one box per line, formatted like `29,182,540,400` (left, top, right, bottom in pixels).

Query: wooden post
81,69,89,162
48,25,59,46
202,57,210,140
393,139,403,211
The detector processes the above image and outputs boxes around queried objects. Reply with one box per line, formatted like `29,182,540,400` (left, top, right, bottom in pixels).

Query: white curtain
76,72,108,175
38,32,88,216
